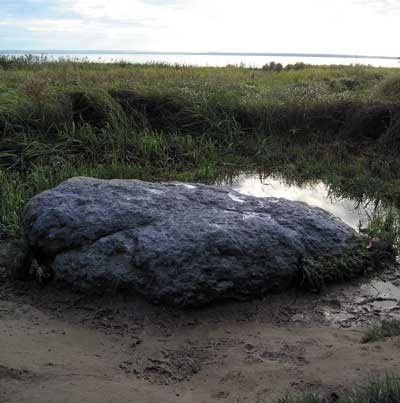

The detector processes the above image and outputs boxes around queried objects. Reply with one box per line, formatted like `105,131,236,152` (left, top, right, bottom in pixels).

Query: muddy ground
1,266,400,403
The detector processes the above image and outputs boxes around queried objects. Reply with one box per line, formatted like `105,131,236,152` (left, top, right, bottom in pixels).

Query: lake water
2,52,399,68
223,173,378,231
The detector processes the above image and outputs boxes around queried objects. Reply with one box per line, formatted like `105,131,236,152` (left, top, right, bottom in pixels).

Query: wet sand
1,267,400,403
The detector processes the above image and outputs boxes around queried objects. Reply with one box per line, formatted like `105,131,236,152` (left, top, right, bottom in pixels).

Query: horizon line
1,50,399,60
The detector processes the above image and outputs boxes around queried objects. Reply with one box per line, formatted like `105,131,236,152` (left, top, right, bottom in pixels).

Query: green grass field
1,57,400,238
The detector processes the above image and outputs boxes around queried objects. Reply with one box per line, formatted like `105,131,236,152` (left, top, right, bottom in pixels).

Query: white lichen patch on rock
181,184,197,190
228,194,245,203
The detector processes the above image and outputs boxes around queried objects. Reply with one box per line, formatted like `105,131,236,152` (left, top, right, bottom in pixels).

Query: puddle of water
360,280,400,310
224,173,378,230
311,277,400,326
220,172,400,326
361,280,400,300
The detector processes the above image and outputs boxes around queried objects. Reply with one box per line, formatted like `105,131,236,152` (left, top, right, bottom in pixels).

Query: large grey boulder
23,177,358,306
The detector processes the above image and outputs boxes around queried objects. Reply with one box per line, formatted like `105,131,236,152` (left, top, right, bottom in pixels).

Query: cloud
353,0,400,13
2,0,72,18
0,0,398,56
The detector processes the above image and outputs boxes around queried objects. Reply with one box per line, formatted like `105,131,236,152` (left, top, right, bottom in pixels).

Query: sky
0,0,399,56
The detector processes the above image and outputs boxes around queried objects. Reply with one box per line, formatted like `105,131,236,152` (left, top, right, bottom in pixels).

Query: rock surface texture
23,177,357,307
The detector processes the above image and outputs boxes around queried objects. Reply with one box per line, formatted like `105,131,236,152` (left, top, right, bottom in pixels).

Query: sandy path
1,267,400,403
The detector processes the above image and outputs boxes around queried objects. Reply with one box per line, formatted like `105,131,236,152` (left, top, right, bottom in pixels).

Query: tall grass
1,59,400,238
379,75,400,99
367,209,400,254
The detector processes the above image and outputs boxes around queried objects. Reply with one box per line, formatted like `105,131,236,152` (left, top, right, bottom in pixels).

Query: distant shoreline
1,50,399,60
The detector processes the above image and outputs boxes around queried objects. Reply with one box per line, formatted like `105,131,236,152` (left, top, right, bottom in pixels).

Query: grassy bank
1,58,400,238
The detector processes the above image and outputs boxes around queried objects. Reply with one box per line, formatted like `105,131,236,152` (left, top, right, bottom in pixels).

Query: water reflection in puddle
360,280,400,310
220,173,400,327
224,173,378,230
326,276,400,326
